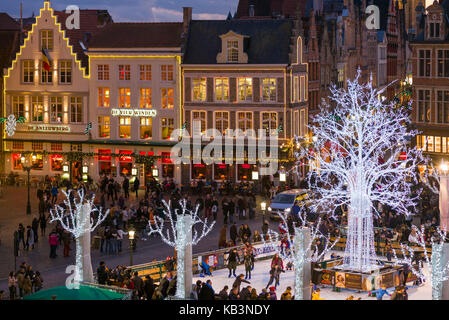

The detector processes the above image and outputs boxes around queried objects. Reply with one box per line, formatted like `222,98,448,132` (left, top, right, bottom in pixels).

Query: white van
268,189,311,220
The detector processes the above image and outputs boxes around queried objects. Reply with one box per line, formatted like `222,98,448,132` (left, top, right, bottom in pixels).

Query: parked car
268,189,311,220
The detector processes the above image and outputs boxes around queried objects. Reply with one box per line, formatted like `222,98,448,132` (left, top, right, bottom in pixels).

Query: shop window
50,154,63,171
31,154,43,170
98,149,112,175
12,153,23,170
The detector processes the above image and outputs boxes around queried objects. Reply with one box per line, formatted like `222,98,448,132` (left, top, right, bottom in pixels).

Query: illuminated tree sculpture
148,199,215,299
394,225,449,300
296,70,426,272
50,189,108,284
263,210,339,300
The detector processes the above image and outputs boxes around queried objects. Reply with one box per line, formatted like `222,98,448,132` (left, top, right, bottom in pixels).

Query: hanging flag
42,49,51,72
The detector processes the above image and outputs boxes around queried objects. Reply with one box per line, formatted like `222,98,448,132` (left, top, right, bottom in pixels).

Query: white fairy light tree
393,225,449,300
263,209,339,300
50,189,109,284
148,199,215,299
296,70,427,272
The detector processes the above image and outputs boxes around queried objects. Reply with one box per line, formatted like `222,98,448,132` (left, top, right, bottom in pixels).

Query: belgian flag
42,49,51,72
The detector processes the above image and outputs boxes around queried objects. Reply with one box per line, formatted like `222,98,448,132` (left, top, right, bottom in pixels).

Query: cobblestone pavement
0,184,278,293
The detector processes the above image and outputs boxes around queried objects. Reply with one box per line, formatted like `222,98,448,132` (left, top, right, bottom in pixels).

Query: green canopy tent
23,284,130,300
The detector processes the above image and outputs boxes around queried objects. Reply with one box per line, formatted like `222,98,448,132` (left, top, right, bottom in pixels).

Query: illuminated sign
27,124,71,132
111,109,157,117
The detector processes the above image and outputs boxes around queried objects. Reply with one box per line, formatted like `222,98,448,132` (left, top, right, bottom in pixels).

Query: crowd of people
7,262,43,300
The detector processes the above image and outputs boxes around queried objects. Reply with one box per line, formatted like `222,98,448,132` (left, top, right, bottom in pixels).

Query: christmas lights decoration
50,189,108,285
295,70,426,272
148,199,215,299
262,209,339,300
0,114,25,136
393,225,449,300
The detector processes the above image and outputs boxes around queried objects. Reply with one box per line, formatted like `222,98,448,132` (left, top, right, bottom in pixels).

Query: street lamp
439,160,449,230
128,229,135,266
21,155,32,215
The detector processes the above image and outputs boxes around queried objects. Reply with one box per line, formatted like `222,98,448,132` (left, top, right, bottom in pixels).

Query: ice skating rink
193,254,432,300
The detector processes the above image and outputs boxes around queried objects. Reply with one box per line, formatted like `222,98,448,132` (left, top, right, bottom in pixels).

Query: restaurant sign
27,124,71,133
111,109,157,117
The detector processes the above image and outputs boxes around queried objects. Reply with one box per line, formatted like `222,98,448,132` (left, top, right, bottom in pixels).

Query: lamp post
439,160,449,231
128,229,135,266
261,201,266,226
21,155,32,215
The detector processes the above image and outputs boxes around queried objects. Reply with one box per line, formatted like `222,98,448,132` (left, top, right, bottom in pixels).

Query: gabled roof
183,19,293,64
0,12,20,30
87,22,183,49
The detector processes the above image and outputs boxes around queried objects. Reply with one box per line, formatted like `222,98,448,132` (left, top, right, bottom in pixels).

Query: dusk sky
2,0,239,22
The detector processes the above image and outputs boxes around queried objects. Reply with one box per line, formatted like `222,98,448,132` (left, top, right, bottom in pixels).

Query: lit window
261,112,277,135
41,60,52,84
119,88,131,108
417,90,431,123
215,78,229,101
192,111,206,135
237,111,253,134
193,78,207,101
119,117,131,138
98,116,110,138
161,118,174,140
238,78,252,102
140,117,152,139
50,97,63,123
262,78,276,102
161,88,174,109
437,50,449,78
418,50,431,77
12,96,25,119
139,88,152,108
215,111,229,134
98,87,110,107
31,96,44,122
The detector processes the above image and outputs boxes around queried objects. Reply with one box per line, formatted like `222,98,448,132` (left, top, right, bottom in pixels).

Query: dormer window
216,30,248,64
430,22,440,38
227,40,239,62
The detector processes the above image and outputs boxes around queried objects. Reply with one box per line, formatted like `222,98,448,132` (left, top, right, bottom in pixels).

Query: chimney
249,4,255,17
183,7,192,36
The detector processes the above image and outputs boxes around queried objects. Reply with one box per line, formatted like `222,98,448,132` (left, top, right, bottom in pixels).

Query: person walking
133,176,140,198
17,224,26,250
226,248,239,278
16,268,25,298
39,213,47,236
211,197,219,221
123,176,130,199
26,226,35,250
32,217,39,244
8,272,17,300
48,231,58,258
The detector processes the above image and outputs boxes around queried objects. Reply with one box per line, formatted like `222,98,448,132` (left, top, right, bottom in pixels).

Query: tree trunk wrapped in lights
50,189,109,284
148,199,215,299
263,209,339,300
296,70,427,272
394,225,449,300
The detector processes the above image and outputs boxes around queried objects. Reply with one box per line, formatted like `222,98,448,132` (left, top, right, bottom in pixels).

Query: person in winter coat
218,225,227,249
228,286,240,300
268,286,277,300
218,286,229,300
132,271,144,299
239,285,252,300
48,232,58,258
369,285,391,300
8,272,17,300
26,226,35,250
226,248,239,277
16,268,25,298
39,213,47,236
265,264,285,289
143,275,155,300
190,282,200,300
232,274,250,292
258,288,269,300
229,223,238,245
250,288,258,300
22,275,32,296
244,252,253,280
97,261,109,285
281,286,293,300
312,288,324,300
33,271,43,292
133,177,140,198
198,280,215,300
271,254,284,269
390,286,407,300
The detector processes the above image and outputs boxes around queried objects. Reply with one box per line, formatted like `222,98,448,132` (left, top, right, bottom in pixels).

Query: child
244,253,252,280
199,260,212,277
